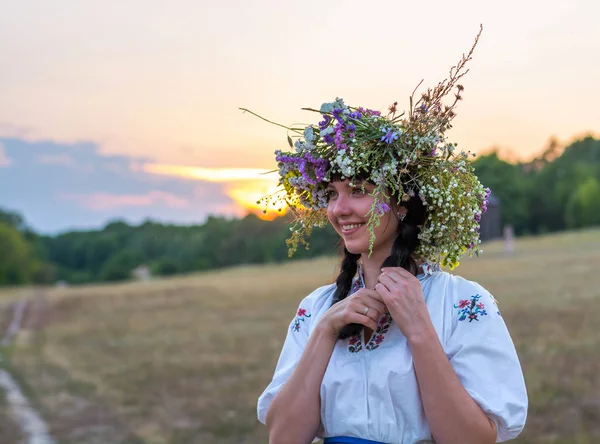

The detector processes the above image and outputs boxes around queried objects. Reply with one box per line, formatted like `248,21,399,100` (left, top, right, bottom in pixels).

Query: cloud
36,153,77,167
0,142,12,167
0,122,31,139
140,162,282,218
61,191,189,210
0,137,245,233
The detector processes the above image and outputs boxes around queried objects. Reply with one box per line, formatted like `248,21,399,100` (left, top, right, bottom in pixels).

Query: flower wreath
241,26,489,270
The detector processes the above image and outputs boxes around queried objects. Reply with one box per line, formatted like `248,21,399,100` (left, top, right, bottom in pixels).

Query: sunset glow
226,180,287,220
142,163,276,182
142,163,285,219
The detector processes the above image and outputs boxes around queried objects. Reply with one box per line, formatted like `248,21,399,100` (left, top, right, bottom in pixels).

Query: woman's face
326,179,400,257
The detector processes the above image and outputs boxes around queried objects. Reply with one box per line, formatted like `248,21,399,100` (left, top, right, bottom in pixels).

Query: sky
1,0,599,233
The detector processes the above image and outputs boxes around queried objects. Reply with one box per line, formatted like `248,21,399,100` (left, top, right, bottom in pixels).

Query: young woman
250,31,528,443
257,178,527,444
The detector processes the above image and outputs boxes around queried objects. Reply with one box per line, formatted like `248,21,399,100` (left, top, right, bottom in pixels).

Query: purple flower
358,107,381,117
318,115,332,129
298,158,316,185
376,202,390,215
276,152,298,164
381,130,399,144
332,108,345,125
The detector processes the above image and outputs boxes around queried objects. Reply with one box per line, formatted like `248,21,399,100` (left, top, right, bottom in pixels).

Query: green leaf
287,135,293,148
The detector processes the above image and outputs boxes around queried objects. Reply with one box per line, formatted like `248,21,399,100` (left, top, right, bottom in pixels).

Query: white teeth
342,224,364,230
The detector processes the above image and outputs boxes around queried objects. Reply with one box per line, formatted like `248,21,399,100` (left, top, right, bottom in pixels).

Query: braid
381,219,419,273
381,193,426,274
331,246,362,339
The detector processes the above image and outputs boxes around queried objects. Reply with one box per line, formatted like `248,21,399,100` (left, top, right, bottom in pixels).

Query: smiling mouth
341,223,365,233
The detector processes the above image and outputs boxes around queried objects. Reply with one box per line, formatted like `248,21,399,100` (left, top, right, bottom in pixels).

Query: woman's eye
325,190,337,200
352,187,366,195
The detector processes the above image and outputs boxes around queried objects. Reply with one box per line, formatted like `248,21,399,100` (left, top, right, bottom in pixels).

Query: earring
398,212,406,221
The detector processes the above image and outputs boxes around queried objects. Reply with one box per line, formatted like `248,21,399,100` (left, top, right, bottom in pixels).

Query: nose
331,193,351,218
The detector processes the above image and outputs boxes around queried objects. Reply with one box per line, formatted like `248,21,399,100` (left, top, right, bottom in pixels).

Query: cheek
357,198,376,218
326,204,335,224
374,213,399,239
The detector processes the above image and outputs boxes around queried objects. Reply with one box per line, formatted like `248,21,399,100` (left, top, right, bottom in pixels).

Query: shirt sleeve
257,288,324,440
445,277,528,442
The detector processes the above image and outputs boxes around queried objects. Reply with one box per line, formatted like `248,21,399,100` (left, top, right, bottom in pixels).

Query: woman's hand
318,288,387,338
375,267,434,342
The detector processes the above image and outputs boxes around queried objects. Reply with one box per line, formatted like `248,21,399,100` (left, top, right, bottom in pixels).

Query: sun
225,179,287,220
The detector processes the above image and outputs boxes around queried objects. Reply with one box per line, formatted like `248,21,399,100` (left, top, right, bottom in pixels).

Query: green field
1,229,600,443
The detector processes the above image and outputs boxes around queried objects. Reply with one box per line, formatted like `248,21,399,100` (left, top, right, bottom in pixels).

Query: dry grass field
1,228,600,443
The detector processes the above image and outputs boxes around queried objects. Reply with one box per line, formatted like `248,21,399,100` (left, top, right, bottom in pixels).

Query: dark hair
331,191,427,339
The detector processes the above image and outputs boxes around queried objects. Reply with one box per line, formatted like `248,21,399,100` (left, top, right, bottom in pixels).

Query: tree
0,222,33,285
565,177,600,229
99,249,143,282
472,152,531,234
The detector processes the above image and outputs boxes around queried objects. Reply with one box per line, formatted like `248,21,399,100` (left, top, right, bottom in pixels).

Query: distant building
132,265,151,281
479,193,502,242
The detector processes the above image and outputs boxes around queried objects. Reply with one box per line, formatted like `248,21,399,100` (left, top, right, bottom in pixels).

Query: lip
339,223,365,235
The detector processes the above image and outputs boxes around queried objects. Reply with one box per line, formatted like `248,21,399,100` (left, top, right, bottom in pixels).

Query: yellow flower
283,171,300,196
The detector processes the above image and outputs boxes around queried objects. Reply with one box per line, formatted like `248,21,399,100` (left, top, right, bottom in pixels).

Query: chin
343,239,369,255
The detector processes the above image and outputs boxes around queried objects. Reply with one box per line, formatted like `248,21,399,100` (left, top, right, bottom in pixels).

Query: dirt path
0,297,56,444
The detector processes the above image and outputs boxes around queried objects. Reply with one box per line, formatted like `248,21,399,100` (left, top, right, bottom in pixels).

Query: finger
349,312,378,331
365,299,387,316
381,267,412,282
359,288,385,303
359,306,380,323
374,282,392,300
354,300,379,318
379,270,402,284
378,274,398,292
358,290,387,313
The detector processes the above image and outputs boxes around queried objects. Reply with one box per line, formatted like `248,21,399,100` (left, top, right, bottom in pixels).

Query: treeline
1,135,599,286
0,209,340,286
472,135,600,235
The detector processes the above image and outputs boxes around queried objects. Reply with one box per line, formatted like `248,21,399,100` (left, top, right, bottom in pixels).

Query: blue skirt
324,437,386,444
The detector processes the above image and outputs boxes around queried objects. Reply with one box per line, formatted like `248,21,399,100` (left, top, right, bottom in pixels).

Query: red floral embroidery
348,335,363,353
346,275,394,353
458,299,470,309
455,294,488,322
292,308,311,332
366,313,393,351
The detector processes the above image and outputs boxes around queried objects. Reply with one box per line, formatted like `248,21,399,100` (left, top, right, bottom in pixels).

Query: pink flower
458,300,470,309
477,302,484,310
348,336,359,345
297,308,307,317
374,334,385,344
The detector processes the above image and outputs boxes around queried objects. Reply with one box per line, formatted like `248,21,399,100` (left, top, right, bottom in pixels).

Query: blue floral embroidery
455,294,488,322
292,308,311,332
